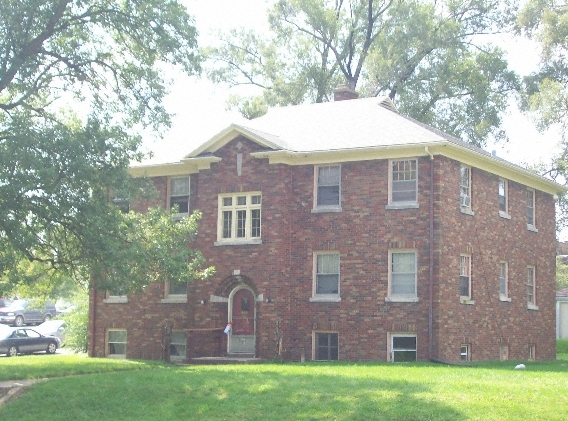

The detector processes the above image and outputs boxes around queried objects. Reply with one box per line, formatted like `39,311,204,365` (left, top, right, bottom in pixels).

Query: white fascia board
128,156,222,177
252,141,566,197
184,124,282,158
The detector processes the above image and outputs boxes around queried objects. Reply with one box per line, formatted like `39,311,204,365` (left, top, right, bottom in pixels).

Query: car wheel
46,342,57,354
43,314,52,322
7,346,18,357
14,315,24,327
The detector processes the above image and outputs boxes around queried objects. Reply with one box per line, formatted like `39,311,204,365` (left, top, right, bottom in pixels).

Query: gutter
426,147,434,360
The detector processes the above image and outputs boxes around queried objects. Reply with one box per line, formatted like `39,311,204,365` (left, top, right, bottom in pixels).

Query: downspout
425,147,434,360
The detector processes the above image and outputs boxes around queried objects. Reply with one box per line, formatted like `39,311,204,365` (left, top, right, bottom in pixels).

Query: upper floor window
169,177,190,214
460,254,472,301
387,250,417,301
389,159,418,206
527,189,537,231
162,280,188,303
527,266,537,309
314,165,341,211
498,179,510,218
312,252,340,300
460,165,472,214
499,261,510,301
112,196,130,213
217,192,261,244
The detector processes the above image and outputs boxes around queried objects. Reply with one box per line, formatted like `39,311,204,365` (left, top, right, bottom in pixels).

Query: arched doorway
228,287,256,355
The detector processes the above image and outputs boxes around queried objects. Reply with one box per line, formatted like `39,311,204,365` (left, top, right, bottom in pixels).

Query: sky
142,0,563,170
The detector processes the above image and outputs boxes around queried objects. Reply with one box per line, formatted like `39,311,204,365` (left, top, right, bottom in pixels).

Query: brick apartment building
88,86,565,363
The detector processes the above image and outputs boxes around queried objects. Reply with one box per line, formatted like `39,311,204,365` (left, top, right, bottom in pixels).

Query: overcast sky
142,0,563,170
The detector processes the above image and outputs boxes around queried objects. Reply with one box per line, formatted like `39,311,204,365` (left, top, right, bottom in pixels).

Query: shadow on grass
0,365,463,421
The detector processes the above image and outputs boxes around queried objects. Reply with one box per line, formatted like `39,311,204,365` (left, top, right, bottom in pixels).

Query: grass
557,338,568,360
1,344,566,420
0,353,156,381
1,355,568,420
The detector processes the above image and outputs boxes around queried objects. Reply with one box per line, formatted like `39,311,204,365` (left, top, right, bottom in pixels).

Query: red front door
229,288,255,354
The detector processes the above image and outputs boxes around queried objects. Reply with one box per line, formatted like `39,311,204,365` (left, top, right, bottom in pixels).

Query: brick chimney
333,85,359,101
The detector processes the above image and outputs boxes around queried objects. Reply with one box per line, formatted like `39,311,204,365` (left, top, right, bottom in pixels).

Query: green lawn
1,354,568,421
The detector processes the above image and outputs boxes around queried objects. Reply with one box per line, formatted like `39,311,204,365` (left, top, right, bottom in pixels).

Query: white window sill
161,296,188,304
309,296,341,303
214,239,262,246
527,224,538,233
311,206,342,214
460,297,475,305
103,297,128,304
385,203,419,210
499,296,512,302
385,296,419,303
460,207,475,216
499,211,511,219
527,304,539,311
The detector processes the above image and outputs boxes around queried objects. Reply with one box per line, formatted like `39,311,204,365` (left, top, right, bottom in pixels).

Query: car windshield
6,300,27,310
37,320,63,331
0,326,13,339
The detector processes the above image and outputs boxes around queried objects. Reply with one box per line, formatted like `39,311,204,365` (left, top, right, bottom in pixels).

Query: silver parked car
35,320,67,345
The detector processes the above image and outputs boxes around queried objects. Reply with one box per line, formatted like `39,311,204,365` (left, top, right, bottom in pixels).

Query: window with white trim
314,165,341,210
390,334,417,362
499,261,509,301
527,189,536,229
313,253,340,298
162,280,188,303
170,330,187,360
527,266,536,307
460,254,471,300
460,165,472,213
314,332,338,361
107,329,126,358
388,250,417,300
528,344,536,361
498,179,509,217
390,159,417,205
460,344,470,361
500,345,509,361
169,177,190,214
217,192,261,243
105,286,128,304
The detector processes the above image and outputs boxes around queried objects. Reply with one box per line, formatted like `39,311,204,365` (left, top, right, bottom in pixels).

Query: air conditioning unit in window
460,194,470,207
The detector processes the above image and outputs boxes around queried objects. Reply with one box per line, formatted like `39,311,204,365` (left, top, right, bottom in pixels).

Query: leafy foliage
0,0,206,292
62,296,89,353
205,0,519,147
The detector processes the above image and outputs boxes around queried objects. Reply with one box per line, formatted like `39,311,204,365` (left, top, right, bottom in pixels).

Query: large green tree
0,0,210,292
517,1,568,232
205,0,518,147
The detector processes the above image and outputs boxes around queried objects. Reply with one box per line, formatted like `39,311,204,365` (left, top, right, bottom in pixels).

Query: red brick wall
90,141,557,362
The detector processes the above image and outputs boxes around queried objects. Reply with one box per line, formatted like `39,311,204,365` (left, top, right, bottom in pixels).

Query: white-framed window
314,332,339,361
216,192,262,244
500,345,509,361
390,334,417,362
498,179,510,218
528,344,536,361
389,159,418,206
460,165,473,214
107,329,126,358
527,266,537,309
460,254,472,301
162,280,188,303
314,165,341,211
460,344,470,361
311,252,340,300
170,330,187,360
169,176,190,215
499,261,510,301
104,286,128,304
527,189,537,231
387,250,418,301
